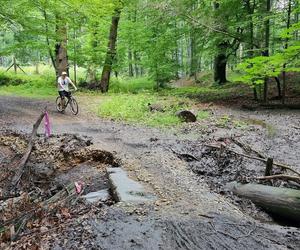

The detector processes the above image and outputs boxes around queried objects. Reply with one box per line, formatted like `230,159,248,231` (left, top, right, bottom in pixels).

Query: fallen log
226,182,300,221
11,110,46,187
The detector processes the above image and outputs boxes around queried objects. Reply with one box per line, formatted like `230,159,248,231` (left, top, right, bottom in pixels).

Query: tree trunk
55,22,69,77
99,10,121,93
245,0,258,100
189,29,198,80
275,77,282,98
214,43,228,85
227,182,300,222
128,49,134,77
133,51,139,77
263,0,271,103
42,9,57,74
282,0,292,104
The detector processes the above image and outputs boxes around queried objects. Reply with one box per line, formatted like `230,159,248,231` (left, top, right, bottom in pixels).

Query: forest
0,0,300,249
0,0,299,100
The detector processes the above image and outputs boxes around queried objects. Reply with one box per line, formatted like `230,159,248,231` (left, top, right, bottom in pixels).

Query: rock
148,103,164,112
175,110,197,122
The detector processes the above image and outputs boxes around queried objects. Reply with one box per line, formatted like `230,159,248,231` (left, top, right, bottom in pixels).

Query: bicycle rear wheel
56,96,64,112
69,97,79,115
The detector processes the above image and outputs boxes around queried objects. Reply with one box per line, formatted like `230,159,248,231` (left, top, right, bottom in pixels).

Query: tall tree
263,0,271,103
99,9,121,92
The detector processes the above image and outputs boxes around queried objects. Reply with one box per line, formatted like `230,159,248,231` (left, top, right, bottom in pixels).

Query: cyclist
57,71,77,108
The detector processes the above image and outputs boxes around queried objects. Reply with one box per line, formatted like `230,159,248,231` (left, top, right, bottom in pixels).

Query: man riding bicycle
57,71,78,107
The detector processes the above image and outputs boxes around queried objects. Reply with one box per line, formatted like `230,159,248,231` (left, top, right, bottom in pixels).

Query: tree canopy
0,0,299,101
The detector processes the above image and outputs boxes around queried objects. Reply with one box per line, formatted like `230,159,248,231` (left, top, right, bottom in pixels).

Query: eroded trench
171,139,300,226
0,131,119,243
1,129,299,246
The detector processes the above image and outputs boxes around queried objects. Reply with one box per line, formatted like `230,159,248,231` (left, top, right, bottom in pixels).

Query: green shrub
0,70,56,97
109,77,156,93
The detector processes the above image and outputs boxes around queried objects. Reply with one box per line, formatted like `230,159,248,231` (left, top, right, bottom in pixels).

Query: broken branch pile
204,141,300,177
0,183,79,242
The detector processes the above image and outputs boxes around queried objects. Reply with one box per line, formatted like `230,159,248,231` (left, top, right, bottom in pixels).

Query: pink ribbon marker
44,111,51,138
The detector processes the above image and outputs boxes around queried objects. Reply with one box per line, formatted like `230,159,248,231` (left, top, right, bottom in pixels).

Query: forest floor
0,95,300,249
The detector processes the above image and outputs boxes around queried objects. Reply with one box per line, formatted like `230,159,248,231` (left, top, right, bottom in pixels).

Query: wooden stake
265,158,273,176
11,110,46,187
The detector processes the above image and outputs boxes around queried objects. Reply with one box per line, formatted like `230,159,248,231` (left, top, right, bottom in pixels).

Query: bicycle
56,90,79,115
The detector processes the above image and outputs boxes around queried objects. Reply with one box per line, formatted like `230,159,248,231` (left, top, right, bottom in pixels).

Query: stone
107,167,156,203
175,110,197,122
82,189,110,203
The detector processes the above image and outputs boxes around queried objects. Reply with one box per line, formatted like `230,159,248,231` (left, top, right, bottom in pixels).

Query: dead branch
204,144,300,176
169,147,199,161
1,183,78,241
230,138,266,159
256,175,300,184
11,110,46,187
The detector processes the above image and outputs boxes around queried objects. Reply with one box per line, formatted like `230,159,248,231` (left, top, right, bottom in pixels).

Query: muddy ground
0,95,300,249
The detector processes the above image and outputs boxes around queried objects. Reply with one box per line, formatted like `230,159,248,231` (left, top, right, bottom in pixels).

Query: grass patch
197,110,210,120
98,93,195,127
0,70,56,98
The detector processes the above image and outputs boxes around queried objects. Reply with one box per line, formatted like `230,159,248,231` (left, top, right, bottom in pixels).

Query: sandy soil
0,95,300,249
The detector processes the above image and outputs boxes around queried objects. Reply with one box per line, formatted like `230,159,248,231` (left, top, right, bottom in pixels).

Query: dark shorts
58,90,71,99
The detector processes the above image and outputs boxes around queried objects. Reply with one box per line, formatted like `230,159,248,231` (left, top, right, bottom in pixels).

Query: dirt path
1,95,300,249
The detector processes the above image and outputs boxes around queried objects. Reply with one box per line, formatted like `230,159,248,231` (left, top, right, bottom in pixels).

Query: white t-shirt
57,76,71,91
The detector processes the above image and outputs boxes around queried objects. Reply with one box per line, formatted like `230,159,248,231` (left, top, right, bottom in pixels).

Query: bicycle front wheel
69,97,79,115
56,96,64,112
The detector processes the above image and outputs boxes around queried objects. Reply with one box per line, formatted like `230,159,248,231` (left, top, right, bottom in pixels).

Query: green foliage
0,70,55,97
98,93,191,127
109,77,156,93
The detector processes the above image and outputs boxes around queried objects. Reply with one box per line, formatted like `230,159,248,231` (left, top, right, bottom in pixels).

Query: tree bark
99,10,121,93
42,9,57,74
226,182,300,222
263,0,271,103
133,51,139,77
189,29,198,80
55,20,69,77
282,0,292,104
214,42,228,85
245,0,258,100
128,49,134,77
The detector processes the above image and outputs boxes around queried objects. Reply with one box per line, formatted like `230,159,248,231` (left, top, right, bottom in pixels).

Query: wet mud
1,96,300,249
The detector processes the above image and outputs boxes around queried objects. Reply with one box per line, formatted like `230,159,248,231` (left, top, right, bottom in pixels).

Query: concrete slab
82,189,110,203
107,167,156,203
